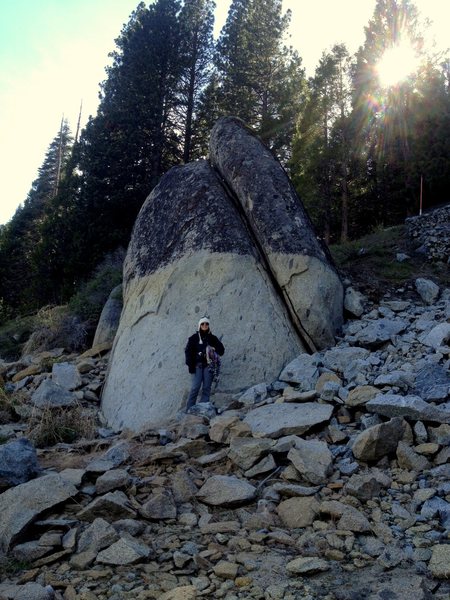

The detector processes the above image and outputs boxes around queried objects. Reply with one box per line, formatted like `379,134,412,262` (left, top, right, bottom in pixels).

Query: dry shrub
27,403,96,448
22,305,87,356
0,386,26,425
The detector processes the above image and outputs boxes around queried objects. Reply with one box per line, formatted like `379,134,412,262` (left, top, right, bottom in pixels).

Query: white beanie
198,317,210,331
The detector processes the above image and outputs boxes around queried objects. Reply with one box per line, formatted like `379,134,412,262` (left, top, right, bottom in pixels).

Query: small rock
429,544,450,578
286,556,330,575
415,278,440,304
196,475,256,506
277,496,319,528
214,560,239,579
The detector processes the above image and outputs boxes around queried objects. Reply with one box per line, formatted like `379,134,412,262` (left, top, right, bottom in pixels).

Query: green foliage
331,224,418,285
291,43,354,242
0,315,36,361
0,558,30,578
0,386,26,425
374,257,415,281
68,250,124,323
1,0,449,320
22,306,87,355
331,225,403,260
0,121,73,314
215,0,305,159
178,0,216,162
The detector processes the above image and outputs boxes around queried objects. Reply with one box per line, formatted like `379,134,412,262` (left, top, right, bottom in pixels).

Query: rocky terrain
0,257,449,600
406,205,450,263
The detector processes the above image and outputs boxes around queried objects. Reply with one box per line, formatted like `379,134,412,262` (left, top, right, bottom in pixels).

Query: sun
376,41,420,87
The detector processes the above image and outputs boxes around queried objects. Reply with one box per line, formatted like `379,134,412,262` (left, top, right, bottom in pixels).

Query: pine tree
351,0,424,224
190,73,222,158
0,121,73,312
178,0,215,163
215,0,305,159
34,0,184,299
291,45,353,242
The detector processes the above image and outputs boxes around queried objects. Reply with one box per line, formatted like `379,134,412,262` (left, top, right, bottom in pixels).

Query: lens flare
376,41,420,87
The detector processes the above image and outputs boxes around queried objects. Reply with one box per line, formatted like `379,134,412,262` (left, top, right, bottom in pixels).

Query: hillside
0,209,449,600
331,208,450,302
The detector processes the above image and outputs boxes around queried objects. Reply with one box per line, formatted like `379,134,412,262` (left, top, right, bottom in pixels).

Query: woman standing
185,317,225,411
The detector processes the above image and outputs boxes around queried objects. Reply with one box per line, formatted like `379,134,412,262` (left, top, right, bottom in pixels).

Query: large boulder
102,118,343,430
210,117,343,350
93,284,123,347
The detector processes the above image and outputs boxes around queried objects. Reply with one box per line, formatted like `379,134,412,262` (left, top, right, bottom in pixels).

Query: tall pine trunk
183,32,199,164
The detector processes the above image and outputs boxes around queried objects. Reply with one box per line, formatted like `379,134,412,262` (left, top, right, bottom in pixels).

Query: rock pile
0,280,449,600
405,205,450,262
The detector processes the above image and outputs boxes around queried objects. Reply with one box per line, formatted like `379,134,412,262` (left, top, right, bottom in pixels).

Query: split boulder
102,117,343,430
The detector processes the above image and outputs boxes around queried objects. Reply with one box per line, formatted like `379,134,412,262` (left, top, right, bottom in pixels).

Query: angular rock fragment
351,417,407,462
355,318,408,348
286,556,330,575
31,379,77,408
396,441,430,471
196,475,256,506
320,500,371,532
96,533,151,565
139,489,177,520
77,491,136,521
77,517,119,553
52,362,82,390
366,394,450,424
0,438,40,491
243,402,333,438
228,437,274,470
345,469,391,501
429,544,450,578
0,474,77,554
95,469,130,495
287,439,333,484
277,497,320,528
279,354,320,388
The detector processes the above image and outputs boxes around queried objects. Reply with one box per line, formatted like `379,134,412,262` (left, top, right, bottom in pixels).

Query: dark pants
186,365,213,410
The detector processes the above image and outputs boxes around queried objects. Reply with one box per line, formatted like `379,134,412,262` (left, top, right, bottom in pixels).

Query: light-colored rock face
102,252,304,430
102,117,345,431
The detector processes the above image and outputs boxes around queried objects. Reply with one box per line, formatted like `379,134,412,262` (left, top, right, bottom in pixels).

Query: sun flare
376,41,419,87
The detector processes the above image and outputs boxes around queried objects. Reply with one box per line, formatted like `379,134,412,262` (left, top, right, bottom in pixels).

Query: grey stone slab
243,402,333,438
0,474,77,554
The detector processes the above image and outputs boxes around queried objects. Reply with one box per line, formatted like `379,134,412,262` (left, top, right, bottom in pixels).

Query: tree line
0,0,448,318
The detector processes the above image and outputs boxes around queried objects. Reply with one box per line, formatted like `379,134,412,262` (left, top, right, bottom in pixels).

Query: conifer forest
0,0,449,318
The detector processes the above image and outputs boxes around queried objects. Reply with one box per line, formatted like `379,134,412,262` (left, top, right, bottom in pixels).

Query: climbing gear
206,344,221,388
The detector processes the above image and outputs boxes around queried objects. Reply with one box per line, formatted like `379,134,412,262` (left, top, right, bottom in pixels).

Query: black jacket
184,331,225,374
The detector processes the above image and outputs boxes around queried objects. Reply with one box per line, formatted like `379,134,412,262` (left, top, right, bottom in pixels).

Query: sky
0,0,448,225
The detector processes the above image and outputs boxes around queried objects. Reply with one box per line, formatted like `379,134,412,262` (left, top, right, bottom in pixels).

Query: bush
0,315,36,361
69,249,124,323
22,306,87,355
0,557,30,578
0,298,13,326
27,404,97,448
0,386,26,425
